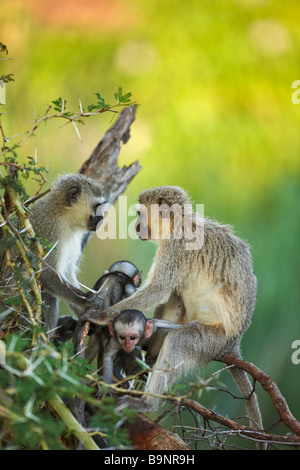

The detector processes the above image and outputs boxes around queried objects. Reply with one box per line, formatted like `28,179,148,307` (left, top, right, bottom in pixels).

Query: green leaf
0,43,8,54
114,87,132,104
0,73,14,83
51,97,65,113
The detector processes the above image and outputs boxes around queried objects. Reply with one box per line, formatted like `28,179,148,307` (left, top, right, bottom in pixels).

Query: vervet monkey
55,315,78,343
112,345,143,383
92,260,142,300
84,185,265,443
102,309,185,385
54,261,141,348
29,174,105,333
84,261,142,365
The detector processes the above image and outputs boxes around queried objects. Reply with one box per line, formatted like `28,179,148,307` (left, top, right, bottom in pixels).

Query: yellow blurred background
1,0,300,442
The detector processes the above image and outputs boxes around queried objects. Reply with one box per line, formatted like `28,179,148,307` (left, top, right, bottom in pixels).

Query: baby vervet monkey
92,260,141,299
29,174,106,333
84,185,265,446
55,260,141,354
84,261,142,365
102,309,185,385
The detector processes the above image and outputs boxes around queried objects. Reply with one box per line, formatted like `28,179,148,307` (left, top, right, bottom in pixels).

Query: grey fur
84,186,265,449
29,174,105,332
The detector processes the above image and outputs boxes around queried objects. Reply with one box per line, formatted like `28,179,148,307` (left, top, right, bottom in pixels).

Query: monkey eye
119,335,125,341
130,336,136,341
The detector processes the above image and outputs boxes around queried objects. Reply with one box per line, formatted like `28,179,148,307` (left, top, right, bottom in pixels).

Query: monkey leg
120,324,229,412
227,349,267,450
85,333,101,363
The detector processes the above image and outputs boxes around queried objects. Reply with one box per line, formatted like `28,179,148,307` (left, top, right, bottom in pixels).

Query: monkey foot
118,395,157,413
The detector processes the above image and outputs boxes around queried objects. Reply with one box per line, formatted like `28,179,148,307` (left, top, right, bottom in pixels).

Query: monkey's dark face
87,202,105,231
135,203,174,242
135,204,151,241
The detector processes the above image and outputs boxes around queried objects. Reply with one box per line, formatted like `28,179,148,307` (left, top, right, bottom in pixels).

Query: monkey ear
66,185,81,206
144,320,154,339
133,270,142,286
108,320,114,337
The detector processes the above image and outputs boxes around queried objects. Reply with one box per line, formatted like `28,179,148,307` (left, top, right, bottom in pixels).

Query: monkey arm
83,282,173,325
103,340,119,385
41,269,101,310
83,250,181,325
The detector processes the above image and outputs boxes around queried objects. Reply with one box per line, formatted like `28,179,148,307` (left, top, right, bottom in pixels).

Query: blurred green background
1,0,300,445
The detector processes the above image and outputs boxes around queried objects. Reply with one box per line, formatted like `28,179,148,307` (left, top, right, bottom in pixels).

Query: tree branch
123,413,191,451
220,354,300,437
181,398,300,447
79,106,141,204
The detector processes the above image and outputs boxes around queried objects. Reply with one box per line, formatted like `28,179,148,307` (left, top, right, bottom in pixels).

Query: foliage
0,334,133,449
0,41,14,84
0,42,136,449
1,0,299,442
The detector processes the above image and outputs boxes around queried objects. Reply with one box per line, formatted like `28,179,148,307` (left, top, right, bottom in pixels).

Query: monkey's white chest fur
57,230,86,285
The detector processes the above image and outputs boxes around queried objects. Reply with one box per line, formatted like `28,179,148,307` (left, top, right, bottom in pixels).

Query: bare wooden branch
220,354,300,437
114,354,300,449
73,106,141,445
79,106,141,204
181,398,300,447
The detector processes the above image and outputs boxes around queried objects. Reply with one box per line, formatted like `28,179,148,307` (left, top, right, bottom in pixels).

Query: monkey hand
85,291,103,308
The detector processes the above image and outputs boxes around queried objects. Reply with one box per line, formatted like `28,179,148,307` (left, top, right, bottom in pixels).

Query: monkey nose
125,342,134,352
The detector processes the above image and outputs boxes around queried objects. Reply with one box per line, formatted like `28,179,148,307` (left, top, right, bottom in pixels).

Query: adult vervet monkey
29,174,105,332
83,185,265,448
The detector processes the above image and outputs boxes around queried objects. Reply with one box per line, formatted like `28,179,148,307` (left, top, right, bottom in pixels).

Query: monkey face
135,186,191,242
57,176,105,232
135,203,178,241
117,329,141,353
87,202,105,231
135,204,151,240
66,197,104,231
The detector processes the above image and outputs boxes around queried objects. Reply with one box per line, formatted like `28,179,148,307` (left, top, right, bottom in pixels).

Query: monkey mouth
88,215,103,231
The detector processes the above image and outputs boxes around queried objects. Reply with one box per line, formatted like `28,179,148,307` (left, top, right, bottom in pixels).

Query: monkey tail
229,352,268,450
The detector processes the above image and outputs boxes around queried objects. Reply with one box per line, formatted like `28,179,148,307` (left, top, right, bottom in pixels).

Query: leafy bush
0,43,135,450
